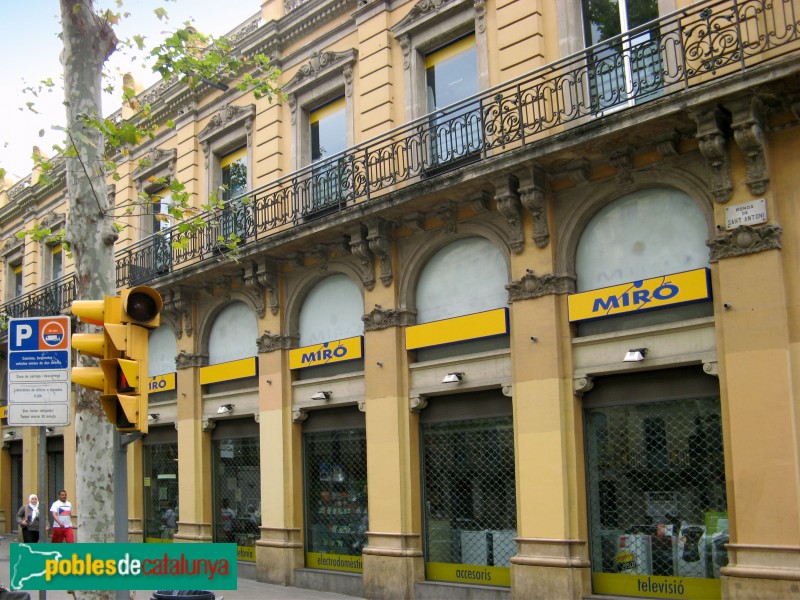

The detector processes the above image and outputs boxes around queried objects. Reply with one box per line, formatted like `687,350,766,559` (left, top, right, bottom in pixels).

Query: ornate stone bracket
40,210,66,231
131,148,177,188
730,96,769,196
202,419,216,431
176,350,208,370
410,395,428,413
494,174,524,253
244,260,278,316
348,224,376,291
470,191,491,214
574,376,594,396
706,224,782,262
162,286,193,338
610,147,634,184
564,159,590,185
518,166,549,248
362,304,417,331
292,408,309,423
506,269,576,302
403,212,425,233
693,106,733,203
655,131,681,158
367,219,394,287
358,400,366,413
435,202,457,234
257,331,298,353
502,385,512,398
703,361,719,377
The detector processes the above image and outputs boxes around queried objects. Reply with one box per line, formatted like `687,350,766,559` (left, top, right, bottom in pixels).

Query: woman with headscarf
16,494,42,543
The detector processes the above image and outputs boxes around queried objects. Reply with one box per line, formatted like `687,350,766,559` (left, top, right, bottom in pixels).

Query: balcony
3,0,800,324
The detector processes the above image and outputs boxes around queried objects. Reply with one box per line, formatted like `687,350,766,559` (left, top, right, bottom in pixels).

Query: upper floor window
311,98,347,164
425,34,478,112
220,147,248,202
49,246,63,282
13,264,22,297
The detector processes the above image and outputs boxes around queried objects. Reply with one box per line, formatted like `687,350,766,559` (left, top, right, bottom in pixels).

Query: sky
0,0,262,181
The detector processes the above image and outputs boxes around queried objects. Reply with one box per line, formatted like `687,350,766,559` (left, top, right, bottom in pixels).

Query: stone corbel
494,174,524,253
692,106,733,203
518,166,549,248
403,212,425,233
257,330,298,353
410,395,428,413
655,131,680,158
244,260,278,316
703,361,719,377
706,224,781,262
730,96,769,196
202,419,216,431
610,147,634,184
501,385,512,398
162,286,193,338
367,219,393,287
286,252,305,268
292,408,308,423
564,159,590,185
474,0,487,33
348,224,376,291
435,202,457,234
362,304,417,331
176,350,208,370
358,400,366,413
574,376,594,396
469,191,491,214
506,269,576,302
288,94,297,126
399,34,411,70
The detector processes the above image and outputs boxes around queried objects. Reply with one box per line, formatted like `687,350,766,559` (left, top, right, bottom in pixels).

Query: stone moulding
176,350,209,369
257,331,298,353
506,269,576,302
362,304,417,331
707,223,782,262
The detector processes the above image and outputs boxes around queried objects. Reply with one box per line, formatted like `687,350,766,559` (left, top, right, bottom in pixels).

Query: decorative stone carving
501,385,512,397
358,400,366,413
202,419,216,431
474,0,486,33
362,304,417,331
655,131,680,158
257,331,297,353
40,210,65,230
574,376,594,396
198,105,256,142
176,350,208,369
292,408,308,423
435,202,457,234
403,212,425,233
564,159,589,184
506,269,576,302
410,395,428,413
162,286,193,338
244,261,278,316
518,166,549,248
610,147,634,184
3,235,24,255
470,191,491,214
707,224,781,262
367,219,393,287
693,106,733,203
730,96,769,196
703,361,719,377
349,224,376,291
398,34,412,70
131,147,177,186
494,174,524,253
283,50,359,98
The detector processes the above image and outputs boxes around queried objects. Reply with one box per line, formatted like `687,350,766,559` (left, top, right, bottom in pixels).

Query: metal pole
38,426,47,600
114,429,128,600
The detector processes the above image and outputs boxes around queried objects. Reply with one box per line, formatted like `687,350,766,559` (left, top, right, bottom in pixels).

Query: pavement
0,534,363,600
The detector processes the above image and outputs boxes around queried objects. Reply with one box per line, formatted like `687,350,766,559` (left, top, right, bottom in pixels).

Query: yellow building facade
1,0,799,598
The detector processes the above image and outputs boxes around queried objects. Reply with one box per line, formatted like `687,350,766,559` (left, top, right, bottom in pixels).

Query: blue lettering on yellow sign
301,342,348,365
592,280,679,315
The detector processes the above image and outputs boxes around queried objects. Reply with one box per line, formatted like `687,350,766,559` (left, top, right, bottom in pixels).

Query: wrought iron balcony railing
0,274,77,324
3,0,799,322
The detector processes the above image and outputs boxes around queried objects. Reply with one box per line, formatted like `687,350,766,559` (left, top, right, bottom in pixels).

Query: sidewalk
0,534,362,600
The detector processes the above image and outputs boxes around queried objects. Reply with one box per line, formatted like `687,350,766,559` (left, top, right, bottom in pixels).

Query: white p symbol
15,324,33,348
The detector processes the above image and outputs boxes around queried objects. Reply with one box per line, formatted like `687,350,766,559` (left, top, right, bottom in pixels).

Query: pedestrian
220,498,236,542
0,582,31,600
49,490,74,543
16,494,42,544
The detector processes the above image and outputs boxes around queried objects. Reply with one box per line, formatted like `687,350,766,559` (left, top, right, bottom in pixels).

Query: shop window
582,0,661,112
143,437,178,543
212,420,261,562
420,393,516,587
304,428,368,570
208,301,258,366
309,98,347,215
424,35,482,170
299,274,363,347
575,187,712,334
584,368,727,597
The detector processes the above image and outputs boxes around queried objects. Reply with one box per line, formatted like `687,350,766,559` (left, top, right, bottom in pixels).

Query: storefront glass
212,435,261,561
421,415,517,587
304,428,368,572
586,395,727,598
143,442,178,543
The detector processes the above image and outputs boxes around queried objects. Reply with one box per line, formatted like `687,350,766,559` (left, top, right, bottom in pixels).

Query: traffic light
71,286,163,433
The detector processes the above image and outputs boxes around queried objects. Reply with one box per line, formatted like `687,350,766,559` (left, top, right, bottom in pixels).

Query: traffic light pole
115,430,141,600
38,426,47,600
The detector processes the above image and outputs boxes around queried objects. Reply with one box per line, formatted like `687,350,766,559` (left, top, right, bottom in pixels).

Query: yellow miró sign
147,372,176,393
405,308,509,351
568,268,711,322
289,336,363,370
199,357,257,385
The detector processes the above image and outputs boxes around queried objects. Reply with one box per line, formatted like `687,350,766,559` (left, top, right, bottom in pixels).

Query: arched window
208,301,258,365
416,237,507,323
576,188,709,292
148,325,177,377
299,274,363,347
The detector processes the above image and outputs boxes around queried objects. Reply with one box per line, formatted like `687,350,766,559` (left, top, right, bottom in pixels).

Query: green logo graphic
10,543,238,590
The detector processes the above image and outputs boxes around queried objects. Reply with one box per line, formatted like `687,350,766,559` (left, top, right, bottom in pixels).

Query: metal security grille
11,450,22,527
143,443,178,542
421,416,517,574
212,436,261,558
304,429,368,563
586,397,728,582
47,451,64,513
